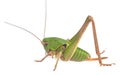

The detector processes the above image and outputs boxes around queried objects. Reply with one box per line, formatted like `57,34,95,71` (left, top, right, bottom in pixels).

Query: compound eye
63,44,67,48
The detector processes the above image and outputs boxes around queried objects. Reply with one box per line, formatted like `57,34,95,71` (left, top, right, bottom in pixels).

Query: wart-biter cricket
5,0,114,71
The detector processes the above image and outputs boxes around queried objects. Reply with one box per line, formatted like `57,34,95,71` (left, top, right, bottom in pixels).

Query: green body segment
70,47,90,61
43,37,90,61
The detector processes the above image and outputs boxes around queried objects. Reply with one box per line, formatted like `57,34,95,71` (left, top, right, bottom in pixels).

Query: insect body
34,16,114,71
5,16,114,71
43,37,90,62
5,0,114,71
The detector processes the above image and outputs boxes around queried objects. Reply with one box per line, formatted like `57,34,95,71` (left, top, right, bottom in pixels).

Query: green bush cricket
5,0,114,71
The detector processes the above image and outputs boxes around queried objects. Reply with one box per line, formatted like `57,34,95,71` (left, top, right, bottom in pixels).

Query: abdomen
70,47,90,61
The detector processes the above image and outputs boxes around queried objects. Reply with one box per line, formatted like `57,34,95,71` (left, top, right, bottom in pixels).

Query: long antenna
44,0,47,38
4,22,42,42
4,1,48,45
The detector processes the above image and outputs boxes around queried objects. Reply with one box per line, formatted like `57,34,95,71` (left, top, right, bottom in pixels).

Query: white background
0,0,120,75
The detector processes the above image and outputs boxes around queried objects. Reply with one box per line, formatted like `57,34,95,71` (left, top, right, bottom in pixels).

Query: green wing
63,16,90,61
63,30,82,61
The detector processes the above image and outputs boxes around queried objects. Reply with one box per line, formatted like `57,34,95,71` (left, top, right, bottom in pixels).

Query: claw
100,63,115,66
35,60,43,62
100,50,105,54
